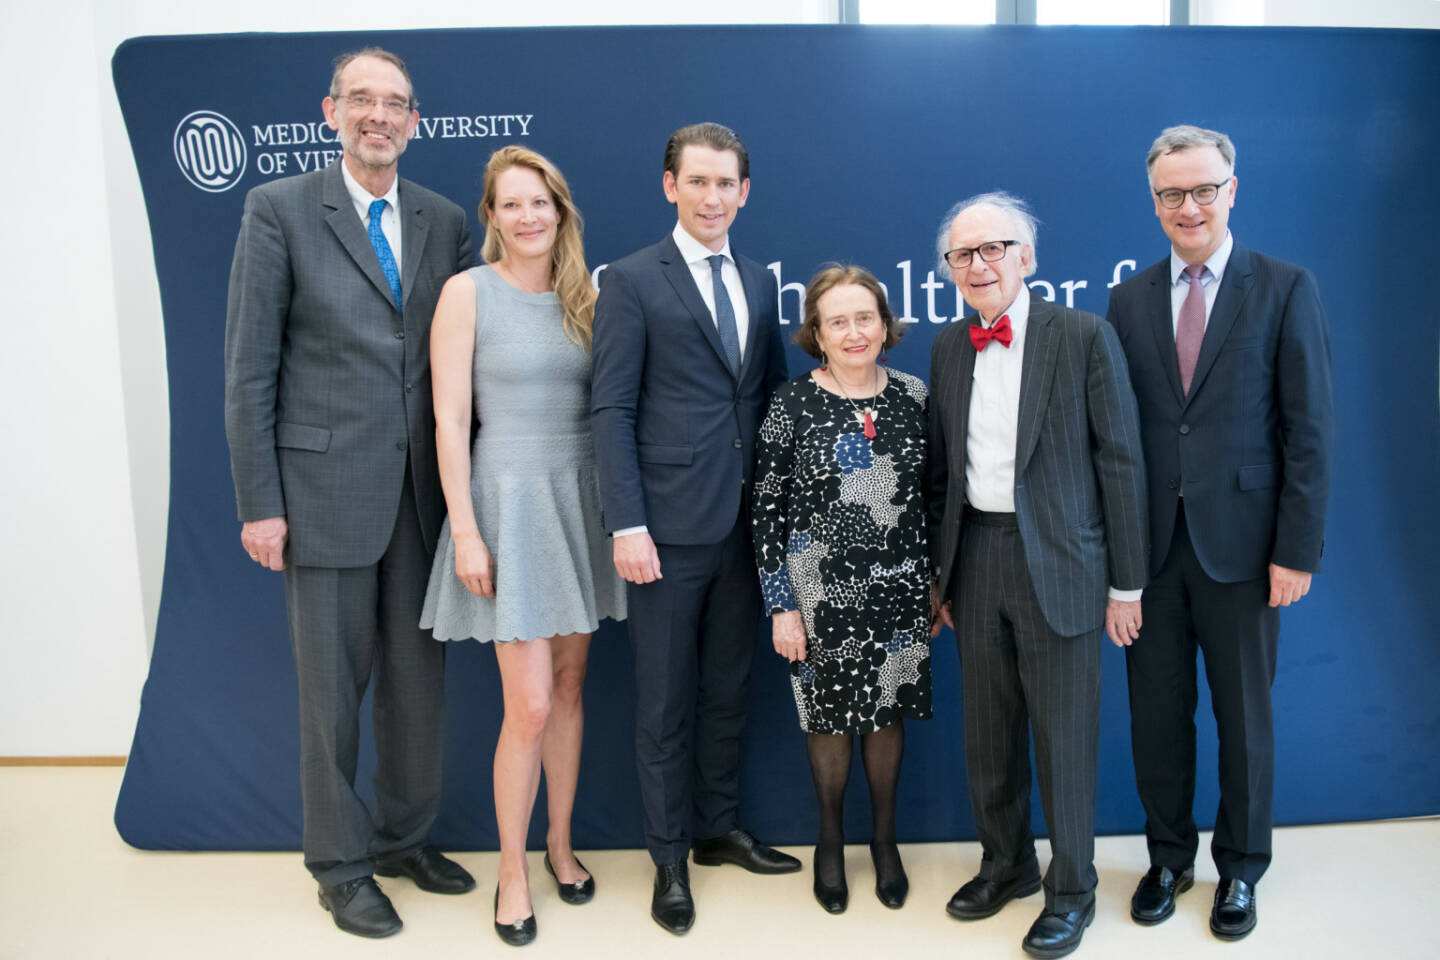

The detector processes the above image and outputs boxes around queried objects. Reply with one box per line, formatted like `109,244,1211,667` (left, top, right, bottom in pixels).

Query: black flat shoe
544,852,595,905
870,842,908,909
493,886,536,946
1131,865,1193,925
1210,878,1257,941
946,870,1042,920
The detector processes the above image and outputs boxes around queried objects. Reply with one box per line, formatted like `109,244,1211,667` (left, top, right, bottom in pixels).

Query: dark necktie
1176,263,1207,395
707,254,741,376
368,198,402,309
969,313,1012,352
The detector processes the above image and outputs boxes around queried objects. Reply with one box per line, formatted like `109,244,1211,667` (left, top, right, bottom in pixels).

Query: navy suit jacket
591,234,788,545
1106,241,1332,582
927,299,1149,638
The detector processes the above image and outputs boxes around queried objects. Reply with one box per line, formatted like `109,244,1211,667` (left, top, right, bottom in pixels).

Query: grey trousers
282,473,446,887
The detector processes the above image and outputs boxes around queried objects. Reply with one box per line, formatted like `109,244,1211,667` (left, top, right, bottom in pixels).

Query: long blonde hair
479,145,594,349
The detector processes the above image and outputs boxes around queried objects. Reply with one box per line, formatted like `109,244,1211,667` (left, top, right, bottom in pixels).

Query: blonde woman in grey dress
422,146,624,945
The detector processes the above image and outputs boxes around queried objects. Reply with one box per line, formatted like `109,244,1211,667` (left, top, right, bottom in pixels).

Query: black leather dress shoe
871,843,908,909
1022,899,1095,959
493,886,536,946
693,828,802,874
317,877,402,938
375,845,476,894
1131,865,1194,924
946,870,1043,920
544,852,595,905
651,861,695,935
1210,878,1257,940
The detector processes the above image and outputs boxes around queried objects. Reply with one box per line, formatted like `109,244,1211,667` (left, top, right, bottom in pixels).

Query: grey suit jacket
926,299,1149,637
224,160,473,568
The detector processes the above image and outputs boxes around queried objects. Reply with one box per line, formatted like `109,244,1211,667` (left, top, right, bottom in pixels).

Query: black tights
806,720,905,888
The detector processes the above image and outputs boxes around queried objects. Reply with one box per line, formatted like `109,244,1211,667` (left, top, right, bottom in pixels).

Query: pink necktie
1176,264,1206,395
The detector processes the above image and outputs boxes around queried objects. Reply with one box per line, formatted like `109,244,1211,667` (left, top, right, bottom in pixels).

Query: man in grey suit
926,193,1148,959
224,48,475,938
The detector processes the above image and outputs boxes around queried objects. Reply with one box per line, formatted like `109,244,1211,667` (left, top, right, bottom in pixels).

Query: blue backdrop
112,25,1440,852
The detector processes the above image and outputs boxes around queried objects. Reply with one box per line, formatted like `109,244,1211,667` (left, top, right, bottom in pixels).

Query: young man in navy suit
590,123,795,936
1106,125,1332,941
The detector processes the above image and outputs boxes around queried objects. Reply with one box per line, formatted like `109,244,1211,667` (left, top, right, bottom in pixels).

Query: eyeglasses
337,94,412,116
1153,178,1232,209
943,240,1019,270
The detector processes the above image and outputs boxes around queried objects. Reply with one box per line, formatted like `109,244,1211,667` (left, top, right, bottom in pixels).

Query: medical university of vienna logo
174,110,247,193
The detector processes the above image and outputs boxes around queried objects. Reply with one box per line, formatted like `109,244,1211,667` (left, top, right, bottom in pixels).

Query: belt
963,506,1018,527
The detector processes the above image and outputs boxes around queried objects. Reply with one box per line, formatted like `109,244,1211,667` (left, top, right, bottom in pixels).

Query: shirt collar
672,221,732,266
1169,230,1233,287
980,282,1030,337
340,159,400,215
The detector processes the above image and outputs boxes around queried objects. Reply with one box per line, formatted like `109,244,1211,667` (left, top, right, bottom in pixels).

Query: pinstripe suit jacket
926,299,1149,637
224,160,474,568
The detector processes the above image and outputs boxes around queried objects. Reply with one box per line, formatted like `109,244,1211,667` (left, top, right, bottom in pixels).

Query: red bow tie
970,314,1012,352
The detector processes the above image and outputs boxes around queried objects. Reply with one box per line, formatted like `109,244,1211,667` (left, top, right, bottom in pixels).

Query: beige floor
1,767,1433,959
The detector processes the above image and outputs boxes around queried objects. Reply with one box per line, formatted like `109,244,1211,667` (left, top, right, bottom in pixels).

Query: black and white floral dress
752,370,932,735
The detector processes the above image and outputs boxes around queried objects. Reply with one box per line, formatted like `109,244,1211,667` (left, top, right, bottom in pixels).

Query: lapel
658,234,734,380
1185,241,1253,405
397,178,431,312
322,161,401,310
1015,299,1060,477
1144,256,1186,405
948,321,979,472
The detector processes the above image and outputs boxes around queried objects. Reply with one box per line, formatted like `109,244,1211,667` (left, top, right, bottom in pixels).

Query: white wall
3,0,829,757
1,0,1431,755
1265,0,1440,28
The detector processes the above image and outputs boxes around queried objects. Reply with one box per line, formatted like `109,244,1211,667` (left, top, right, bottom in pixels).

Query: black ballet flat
544,852,595,905
493,886,536,946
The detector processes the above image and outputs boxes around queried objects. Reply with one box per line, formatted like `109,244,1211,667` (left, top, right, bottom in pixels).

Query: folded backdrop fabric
112,25,1440,851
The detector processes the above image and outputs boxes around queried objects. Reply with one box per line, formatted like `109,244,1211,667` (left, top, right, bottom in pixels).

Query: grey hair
1146,125,1235,183
329,47,417,109
935,191,1039,279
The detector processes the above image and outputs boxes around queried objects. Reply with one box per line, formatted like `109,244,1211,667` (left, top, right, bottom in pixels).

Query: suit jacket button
395,441,406,451
1178,423,1191,435
1167,480,1178,490
732,438,742,449
394,330,405,339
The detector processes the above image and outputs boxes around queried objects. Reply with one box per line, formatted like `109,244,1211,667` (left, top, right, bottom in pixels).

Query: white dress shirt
963,283,1138,602
341,161,403,273
965,284,1028,514
1168,230,1233,333
671,221,750,357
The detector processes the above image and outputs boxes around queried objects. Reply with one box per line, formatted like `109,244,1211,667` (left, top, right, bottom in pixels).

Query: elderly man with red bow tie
925,192,1149,960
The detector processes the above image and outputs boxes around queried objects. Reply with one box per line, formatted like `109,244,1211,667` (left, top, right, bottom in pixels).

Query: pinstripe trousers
950,510,1100,912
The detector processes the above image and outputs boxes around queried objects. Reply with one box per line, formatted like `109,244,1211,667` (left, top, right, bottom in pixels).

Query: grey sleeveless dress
421,266,625,642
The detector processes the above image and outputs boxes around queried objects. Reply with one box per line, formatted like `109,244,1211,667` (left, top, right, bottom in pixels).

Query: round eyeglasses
1154,178,1232,209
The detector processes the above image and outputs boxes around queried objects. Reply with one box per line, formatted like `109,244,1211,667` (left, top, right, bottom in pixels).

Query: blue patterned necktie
368,198,402,309
707,254,741,376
